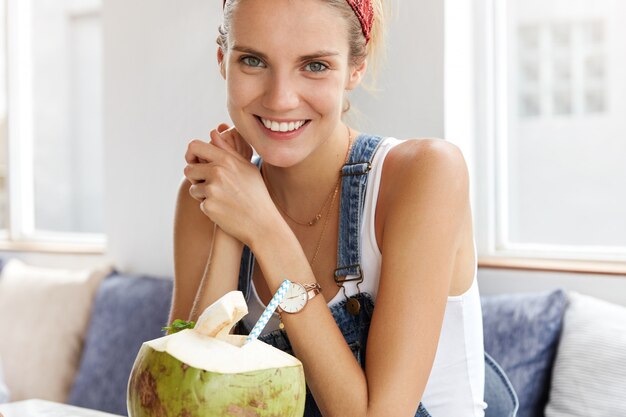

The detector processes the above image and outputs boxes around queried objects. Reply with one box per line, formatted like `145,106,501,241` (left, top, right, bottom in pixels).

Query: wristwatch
277,282,322,314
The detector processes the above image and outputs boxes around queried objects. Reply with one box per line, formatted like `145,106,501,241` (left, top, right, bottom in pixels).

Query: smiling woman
167,0,515,416
215,0,369,172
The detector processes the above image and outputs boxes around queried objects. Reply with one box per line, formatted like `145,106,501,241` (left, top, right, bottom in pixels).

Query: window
473,0,626,262
1,0,104,251
0,0,7,229
517,20,606,118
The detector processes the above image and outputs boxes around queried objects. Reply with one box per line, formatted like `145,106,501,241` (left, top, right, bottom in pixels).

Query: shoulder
374,137,470,254
386,137,467,174
382,137,469,205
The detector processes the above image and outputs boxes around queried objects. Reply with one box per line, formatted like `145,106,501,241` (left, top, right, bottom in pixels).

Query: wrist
249,216,313,292
249,214,294,255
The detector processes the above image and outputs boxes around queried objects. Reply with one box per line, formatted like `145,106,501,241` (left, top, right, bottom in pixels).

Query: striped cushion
545,292,626,416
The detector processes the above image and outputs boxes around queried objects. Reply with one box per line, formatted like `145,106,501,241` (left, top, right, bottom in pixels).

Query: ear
346,59,367,90
217,47,226,79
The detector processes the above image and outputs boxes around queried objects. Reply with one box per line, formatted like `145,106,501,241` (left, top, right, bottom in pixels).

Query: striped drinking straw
244,279,291,344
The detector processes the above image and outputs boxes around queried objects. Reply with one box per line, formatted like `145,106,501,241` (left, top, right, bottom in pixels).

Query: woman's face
218,0,365,168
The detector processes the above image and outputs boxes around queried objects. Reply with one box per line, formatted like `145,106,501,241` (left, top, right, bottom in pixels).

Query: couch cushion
0,258,112,402
67,273,173,416
481,289,568,417
545,292,626,417
0,354,10,403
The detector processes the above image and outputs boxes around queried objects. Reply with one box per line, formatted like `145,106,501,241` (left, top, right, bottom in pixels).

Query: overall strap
334,134,384,282
238,135,385,302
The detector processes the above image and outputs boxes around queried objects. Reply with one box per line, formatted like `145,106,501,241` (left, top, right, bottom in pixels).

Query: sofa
2,263,625,417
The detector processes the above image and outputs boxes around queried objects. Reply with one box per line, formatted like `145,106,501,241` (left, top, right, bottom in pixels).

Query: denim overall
236,134,519,417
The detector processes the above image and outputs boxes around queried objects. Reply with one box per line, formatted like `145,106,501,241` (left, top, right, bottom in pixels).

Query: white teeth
260,117,306,132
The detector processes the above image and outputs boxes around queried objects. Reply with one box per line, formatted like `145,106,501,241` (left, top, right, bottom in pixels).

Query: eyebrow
231,45,340,62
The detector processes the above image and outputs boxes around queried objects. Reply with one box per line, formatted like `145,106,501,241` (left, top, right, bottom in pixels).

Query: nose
261,71,300,113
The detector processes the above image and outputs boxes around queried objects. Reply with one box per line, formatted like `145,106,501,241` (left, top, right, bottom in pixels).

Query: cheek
304,77,347,115
225,68,347,118
226,72,260,109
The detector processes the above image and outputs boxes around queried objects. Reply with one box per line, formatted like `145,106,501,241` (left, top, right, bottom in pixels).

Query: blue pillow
482,290,568,417
68,273,173,416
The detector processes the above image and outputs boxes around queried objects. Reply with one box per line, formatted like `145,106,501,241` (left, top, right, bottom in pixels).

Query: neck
262,126,355,218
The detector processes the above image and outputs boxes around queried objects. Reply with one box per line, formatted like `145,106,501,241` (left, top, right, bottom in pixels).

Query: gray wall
478,268,626,306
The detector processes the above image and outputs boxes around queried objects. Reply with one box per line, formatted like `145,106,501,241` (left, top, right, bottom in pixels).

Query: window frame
2,0,105,253
448,0,626,269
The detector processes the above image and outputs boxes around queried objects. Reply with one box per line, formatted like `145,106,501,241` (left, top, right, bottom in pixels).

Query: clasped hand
184,123,278,247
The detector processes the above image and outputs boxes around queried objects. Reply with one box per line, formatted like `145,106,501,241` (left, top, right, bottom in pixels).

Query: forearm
250,220,370,417
189,225,243,322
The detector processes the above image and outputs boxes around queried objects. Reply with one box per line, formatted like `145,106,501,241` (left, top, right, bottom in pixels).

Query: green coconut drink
127,291,306,417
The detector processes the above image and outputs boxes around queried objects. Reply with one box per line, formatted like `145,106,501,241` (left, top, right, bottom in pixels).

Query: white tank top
243,137,487,416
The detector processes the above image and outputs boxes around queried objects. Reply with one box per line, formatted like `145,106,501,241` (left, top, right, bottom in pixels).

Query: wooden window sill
478,256,626,276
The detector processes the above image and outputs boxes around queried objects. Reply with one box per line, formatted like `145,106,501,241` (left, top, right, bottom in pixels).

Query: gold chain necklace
261,127,352,226
309,172,340,267
262,127,353,265
264,170,336,226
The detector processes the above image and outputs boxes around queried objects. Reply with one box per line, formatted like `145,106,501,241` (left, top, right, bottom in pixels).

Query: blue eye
241,56,265,68
305,62,329,73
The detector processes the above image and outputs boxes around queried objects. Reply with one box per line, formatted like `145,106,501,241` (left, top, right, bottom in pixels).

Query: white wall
350,0,444,138
103,0,228,276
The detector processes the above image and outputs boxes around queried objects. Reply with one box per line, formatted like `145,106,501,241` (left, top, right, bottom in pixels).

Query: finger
185,138,228,165
185,139,208,164
188,183,207,202
229,128,254,160
213,127,237,152
184,163,211,184
209,130,246,162
217,127,253,161
221,127,240,152
217,123,230,133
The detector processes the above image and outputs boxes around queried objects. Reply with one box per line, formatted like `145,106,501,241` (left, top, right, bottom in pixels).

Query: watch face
280,283,308,313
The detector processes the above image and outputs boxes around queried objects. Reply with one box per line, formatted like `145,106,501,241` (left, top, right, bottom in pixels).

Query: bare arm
250,139,470,416
168,177,243,326
170,125,254,328
188,224,243,322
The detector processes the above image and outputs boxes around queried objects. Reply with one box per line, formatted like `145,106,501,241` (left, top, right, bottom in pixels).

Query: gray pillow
545,292,626,417
67,273,173,416
482,290,568,417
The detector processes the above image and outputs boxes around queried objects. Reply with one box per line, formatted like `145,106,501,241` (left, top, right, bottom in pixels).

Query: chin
255,152,304,168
